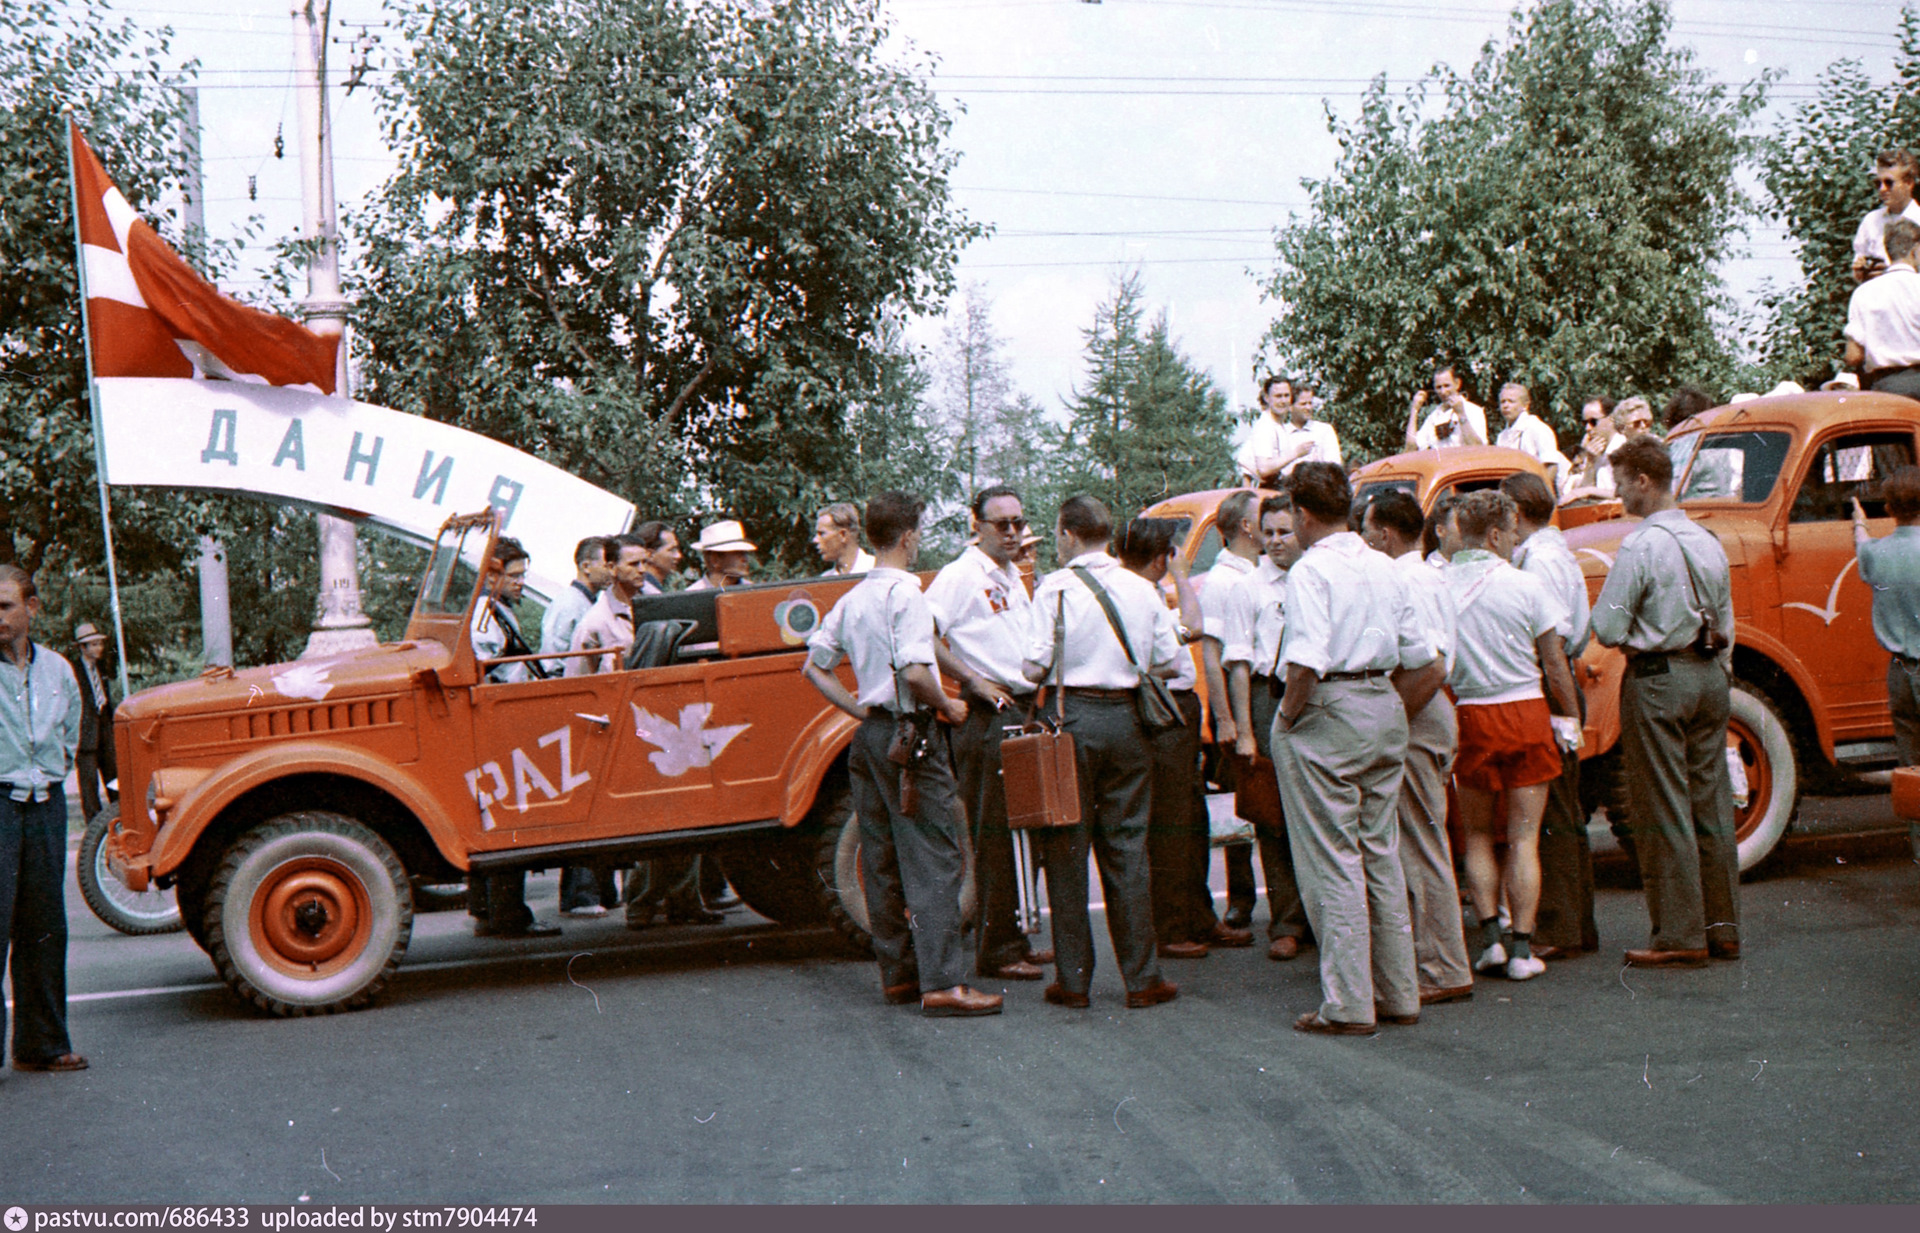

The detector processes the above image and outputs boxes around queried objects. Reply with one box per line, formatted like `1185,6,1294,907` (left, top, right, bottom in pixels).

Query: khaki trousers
1397,693,1472,992
1273,677,1419,1025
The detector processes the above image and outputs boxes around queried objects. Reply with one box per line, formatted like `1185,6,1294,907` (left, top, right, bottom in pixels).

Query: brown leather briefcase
1002,594,1081,831
1233,753,1283,830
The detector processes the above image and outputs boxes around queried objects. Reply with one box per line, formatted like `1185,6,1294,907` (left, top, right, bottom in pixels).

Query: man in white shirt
804,491,1000,1018
1840,219,1920,398
1404,363,1488,451
1493,383,1567,486
1236,375,1341,484
540,536,612,676
1022,495,1181,1011
1359,490,1474,1005
1559,396,1625,503
1193,490,1262,945
688,521,755,591
1853,148,1920,282
566,534,648,676
925,485,1047,982
1220,495,1313,961
1504,471,1598,960
1443,491,1581,983
813,503,877,577
1271,463,1435,1035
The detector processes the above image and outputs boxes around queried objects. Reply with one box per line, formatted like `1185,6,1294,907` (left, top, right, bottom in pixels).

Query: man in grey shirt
1590,438,1738,969
1852,467,1920,860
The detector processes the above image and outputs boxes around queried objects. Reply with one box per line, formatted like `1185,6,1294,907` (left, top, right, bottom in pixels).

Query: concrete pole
292,0,376,659
181,87,236,669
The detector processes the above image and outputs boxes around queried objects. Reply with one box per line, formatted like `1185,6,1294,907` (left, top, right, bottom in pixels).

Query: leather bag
1001,594,1083,831
1232,753,1284,830
1070,565,1183,733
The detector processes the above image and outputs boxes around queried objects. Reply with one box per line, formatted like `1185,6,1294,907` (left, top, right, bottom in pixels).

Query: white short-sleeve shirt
925,546,1035,694
1221,558,1289,676
1442,551,1566,703
1024,553,1178,689
1197,551,1257,643
1392,548,1456,676
1280,532,1432,677
1413,398,1488,450
1513,526,1591,656
807,568,942,714
1854,201,1920,265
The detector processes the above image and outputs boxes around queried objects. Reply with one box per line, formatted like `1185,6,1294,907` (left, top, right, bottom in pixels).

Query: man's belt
1064,686,1133,701
1320,668,1390,683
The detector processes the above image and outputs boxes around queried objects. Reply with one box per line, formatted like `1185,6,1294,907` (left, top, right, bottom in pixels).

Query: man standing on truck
541,536,613,676
803,491,1002,1018
688,521,756,591
567,533,647,676
1494,383,1567,486
1852,149,1920,283
926,485,1050,983
471,537,542,685
1405,363,1489,451
1591,438,1739,968
0,564,87,1073
814,503,877,577
1236,376,1341,485
1838,219,1920,399
1851,468,1920,862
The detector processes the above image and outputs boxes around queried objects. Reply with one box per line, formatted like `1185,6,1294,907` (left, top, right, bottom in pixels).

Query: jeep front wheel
205,811,412,1016
1728,680,1797,873
76,807,183,935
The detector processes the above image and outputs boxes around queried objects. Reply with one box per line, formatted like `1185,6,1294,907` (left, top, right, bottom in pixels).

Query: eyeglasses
1582,416,1602,426
982,516,1028,533
1876,177,1902,188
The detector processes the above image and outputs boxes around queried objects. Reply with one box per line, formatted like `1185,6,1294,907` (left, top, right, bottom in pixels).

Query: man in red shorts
1441,491,1581,981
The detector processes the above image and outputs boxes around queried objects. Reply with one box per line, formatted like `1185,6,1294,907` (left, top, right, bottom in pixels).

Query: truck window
1790,431,1918,522
1183,521,1222,573
1354,479,1418,507
1678,431,1791,504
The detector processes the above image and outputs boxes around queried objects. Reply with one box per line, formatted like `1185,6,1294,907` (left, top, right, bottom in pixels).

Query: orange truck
99,510,886,1015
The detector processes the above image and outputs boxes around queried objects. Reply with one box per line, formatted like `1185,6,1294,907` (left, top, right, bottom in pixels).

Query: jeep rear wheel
206,811,412,1016
813,781,978,957
76,807,183,935
1728,680,1797,873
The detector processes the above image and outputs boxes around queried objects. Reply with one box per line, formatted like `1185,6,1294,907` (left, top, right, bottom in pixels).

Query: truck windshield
1354,479,1418,507
415,522,484,616
1678,431,1791,504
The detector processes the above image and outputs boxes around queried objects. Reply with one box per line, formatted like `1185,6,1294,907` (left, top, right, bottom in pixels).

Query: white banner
96,377,635,602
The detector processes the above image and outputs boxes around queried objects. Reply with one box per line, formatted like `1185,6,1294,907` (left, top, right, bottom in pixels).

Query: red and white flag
70,120,339,394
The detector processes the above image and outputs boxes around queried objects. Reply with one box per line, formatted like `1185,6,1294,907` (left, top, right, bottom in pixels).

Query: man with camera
1404,364,1487,451
1590,438,1738,969
804,492,1002,1018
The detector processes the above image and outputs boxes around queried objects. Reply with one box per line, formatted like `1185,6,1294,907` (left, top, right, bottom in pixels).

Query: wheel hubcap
250,857,373,975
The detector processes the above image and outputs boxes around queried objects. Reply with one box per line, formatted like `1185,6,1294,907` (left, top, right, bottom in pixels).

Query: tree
1758,9,1920,387
351,0,982,570
1262,0,1767,460
933,283,1016,500
842,315,967,560
1057,272,1234,520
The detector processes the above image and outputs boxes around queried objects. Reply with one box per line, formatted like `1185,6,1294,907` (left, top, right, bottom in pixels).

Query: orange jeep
101,510,884,1015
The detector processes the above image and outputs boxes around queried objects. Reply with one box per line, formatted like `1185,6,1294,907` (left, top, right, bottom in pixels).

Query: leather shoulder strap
1069,565,1143,672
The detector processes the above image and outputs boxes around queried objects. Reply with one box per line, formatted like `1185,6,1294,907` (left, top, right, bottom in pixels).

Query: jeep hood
117,639,453,722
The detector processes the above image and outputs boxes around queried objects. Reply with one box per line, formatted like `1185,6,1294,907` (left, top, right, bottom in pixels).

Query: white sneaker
1506,954,1546,981
1474,942,1508,972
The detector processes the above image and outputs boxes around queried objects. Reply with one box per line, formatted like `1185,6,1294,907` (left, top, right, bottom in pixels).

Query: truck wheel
204,811,412,1016
76,807,183,935
1728,680,1797,874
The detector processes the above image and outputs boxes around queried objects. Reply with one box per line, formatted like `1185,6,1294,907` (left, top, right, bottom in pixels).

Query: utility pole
182,85,234,668
292,0,377,659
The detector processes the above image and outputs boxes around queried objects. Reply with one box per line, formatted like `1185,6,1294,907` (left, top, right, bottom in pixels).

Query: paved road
6,796,1917,1203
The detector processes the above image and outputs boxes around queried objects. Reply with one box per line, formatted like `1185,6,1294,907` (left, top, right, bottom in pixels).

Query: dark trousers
1147,691,1212,945
1535,741,1598,951
560,865,620,911
1034,694,1162,995
1888,659,1920,860
1,788,75,1065
1246,684,1312,942
847,715,974,992
1620,654,1739,952
76,749,113,823
624,856,703,923
952,698,1037,973
469,870,535,932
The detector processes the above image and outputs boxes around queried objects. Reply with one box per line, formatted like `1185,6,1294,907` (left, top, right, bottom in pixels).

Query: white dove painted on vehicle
1780,557,1858,626
269,660,336,701
631,703,751,777
1576,547,1616,569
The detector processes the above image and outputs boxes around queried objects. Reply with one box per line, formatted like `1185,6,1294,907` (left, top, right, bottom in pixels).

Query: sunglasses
1876,177,1902,188
1582,416,1602,426
982,516,1028,533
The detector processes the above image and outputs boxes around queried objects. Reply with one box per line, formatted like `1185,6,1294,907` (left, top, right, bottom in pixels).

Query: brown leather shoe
1418,984,1474,1006
1531,944,1570,960
1026,948,1055,965
1043,983,1090,1009
12,1052,88,1072
1375,1008,1420,1026
1209,922,1254,948
1292,1012,1376,1037
1158,941,1209,959
1267,935,1302,961
921,985,1004,1017
987,960,1046,981
883,981,920,1006
1624,947,1709,968
1708,939,1741,960
1124,979,1180,1009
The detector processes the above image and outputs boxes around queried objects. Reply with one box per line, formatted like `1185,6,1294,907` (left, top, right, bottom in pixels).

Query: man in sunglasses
925,485,1051,982
1853,148,1920,283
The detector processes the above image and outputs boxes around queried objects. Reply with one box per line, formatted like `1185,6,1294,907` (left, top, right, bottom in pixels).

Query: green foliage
1056,272,1234,521
351,0,982,572
1263,0,1767,459
1758,8,1920,387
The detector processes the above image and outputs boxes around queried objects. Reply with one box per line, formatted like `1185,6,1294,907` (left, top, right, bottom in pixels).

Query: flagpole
63,109,134,700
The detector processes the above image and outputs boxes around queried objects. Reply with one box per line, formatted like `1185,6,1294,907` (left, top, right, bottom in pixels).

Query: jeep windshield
1676,430,1792,504
414,517,488,617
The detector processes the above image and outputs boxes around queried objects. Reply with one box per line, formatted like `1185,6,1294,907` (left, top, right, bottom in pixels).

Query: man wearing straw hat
72,622,117,823
688,520,757,591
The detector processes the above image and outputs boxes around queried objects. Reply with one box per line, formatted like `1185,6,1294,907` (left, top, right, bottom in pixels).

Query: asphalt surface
5,792,1917,1203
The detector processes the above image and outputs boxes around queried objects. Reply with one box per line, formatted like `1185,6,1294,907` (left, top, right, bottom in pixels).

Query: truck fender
781,708,861,826
145,742,467,878
1726,625,1833,761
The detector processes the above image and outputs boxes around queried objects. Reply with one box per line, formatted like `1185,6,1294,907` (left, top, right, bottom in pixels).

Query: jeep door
464,669,619,844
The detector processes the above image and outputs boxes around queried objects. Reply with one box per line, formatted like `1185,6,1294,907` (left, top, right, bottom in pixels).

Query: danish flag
70,120,339,394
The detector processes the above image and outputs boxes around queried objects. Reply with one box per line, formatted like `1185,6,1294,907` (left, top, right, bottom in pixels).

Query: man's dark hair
633,521,674,552
1285,461,1352,524
1057,494,1114,543
0,563,35,600
1214,490,1259,544
1886,465,1920,520
1455,491,1517,544
1611,436,1674,489
1117,517,1180,569
971,484,1023,519
1888,219,1920,264
1347,498,1370,533
1664,385,1714,430
490,536,530,567
573,536,611,568
1581,395,1616,419
1876,147,1920,183
1365,489,1424,543
1434,362,1467,390
865,490,926,550
1500,470,1557,526
1257,494,1291,523
1259,374,1293,400
1422,494,1462,559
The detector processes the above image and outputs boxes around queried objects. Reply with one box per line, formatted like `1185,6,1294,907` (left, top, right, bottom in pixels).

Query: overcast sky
100,0,1911,418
